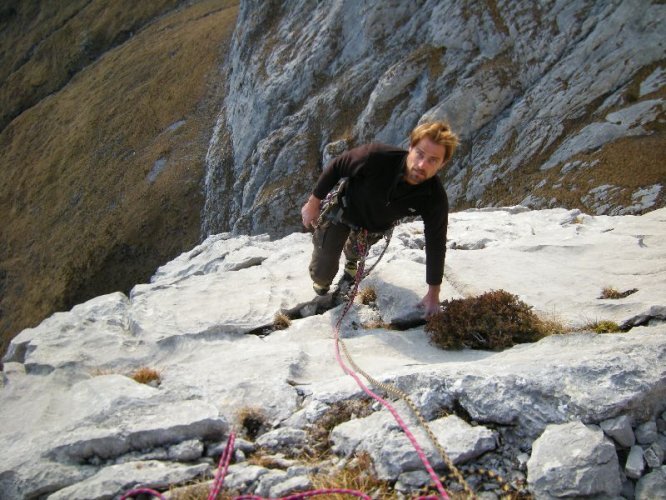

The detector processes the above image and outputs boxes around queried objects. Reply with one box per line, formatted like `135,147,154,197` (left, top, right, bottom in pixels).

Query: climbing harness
315,178,350,228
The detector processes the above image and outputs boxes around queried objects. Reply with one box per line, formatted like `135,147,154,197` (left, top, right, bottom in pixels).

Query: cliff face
202,0,665,238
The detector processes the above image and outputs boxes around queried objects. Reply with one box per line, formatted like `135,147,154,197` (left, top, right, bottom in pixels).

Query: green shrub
425,290,549,350
586,320,622,334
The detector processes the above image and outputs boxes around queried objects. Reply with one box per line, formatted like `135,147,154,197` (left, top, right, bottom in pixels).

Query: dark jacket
313,143,448,285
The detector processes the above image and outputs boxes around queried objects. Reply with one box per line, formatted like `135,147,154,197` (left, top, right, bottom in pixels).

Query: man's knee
309,222,349,286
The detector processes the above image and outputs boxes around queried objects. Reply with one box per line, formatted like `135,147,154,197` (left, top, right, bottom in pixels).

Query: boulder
527,421,622,498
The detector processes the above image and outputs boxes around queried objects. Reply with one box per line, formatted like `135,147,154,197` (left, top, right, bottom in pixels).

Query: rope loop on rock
121,228,480,500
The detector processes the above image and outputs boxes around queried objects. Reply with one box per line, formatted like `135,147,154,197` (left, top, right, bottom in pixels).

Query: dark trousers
308,220,382,288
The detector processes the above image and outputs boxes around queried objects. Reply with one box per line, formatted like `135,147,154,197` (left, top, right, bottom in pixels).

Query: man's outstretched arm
419,284,441,317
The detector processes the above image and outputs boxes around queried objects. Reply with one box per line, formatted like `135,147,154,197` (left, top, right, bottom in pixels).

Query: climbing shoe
332,272,355,304
343,260,358,279
313,282,330,296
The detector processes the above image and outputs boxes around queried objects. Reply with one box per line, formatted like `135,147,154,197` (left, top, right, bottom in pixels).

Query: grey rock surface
626,445,646,480
635,466,666,500
1,208,665,498
202,0,665,238
645,442,665,469
601,414,636,448
527,421,622,498
331,405,497,480
636,420,659,445
46,461,210,500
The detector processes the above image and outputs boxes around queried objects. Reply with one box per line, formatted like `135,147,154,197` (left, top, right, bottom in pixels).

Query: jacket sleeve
312,145,372,200
422,183,449,286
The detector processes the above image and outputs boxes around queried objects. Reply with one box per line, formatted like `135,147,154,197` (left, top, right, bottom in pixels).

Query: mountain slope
0,0,239,356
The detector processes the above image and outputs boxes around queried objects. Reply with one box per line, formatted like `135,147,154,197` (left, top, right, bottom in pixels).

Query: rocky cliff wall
202,0,665,238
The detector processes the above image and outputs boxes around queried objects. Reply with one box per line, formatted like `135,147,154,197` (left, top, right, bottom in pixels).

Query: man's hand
301,195,322,229
419,284,442,318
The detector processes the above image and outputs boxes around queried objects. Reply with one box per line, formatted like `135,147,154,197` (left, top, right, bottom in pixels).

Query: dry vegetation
273,311,291,330
235,406,268,440
425,290,565,351
309,452,393,499
131,366,161,385
599,286,638,300
357,286,377,305
0,0,239,358
582,320,622,334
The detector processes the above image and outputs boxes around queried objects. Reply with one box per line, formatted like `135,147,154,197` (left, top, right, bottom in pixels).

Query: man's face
404,137,446,185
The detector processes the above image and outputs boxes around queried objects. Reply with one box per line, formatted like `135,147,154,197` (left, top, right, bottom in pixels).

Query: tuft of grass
599,286,638,299
273,311,291,330
425,290,560,351
585,320,622,334
236,406,267,440
168,479,236,500
360,320,392,330
131,366,161,385
357,286,377,305
247,451,287,469
310,452,392,499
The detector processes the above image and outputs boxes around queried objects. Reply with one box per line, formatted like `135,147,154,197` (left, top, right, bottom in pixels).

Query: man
301,121,458,317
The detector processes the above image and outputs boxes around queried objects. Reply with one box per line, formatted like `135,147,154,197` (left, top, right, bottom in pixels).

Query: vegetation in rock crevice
425,289,563,351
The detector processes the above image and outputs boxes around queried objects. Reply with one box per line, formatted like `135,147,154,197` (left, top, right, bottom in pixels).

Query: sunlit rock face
202,0,665,238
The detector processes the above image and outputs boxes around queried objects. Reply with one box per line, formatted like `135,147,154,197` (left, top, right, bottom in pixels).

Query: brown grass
310,452,392,499
273,311,291,330
0,0,239,358
599,286,638,300
235,406,268,440
357,286,377,305
131,366,161,385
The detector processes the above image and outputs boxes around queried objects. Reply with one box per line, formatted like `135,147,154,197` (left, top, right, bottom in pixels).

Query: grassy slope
0,0,239,357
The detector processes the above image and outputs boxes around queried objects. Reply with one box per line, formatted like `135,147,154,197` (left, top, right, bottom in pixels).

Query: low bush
425,289,553,350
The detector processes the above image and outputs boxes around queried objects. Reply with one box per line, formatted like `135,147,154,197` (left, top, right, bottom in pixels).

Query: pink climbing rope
331,231,449,500
209,431,236,500
120,488,165,500
121,230,452,500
